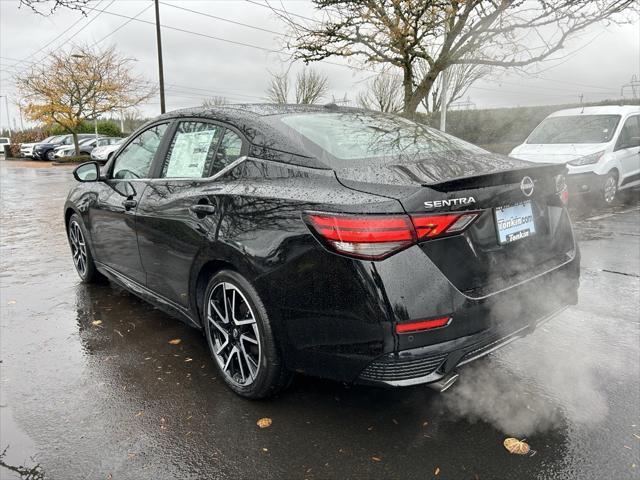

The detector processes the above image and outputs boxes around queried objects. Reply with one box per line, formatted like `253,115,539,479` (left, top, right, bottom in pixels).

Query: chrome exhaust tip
427,372,459,393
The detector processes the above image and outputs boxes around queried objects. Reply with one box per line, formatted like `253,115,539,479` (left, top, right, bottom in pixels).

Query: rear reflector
396,316,451,333
303,211,479,260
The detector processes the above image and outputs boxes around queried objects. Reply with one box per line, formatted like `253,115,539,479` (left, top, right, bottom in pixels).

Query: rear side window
161,121,223,178
213,130,243,172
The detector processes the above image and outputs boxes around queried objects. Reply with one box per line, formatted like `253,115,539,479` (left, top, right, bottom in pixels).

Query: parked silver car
90,137,126,163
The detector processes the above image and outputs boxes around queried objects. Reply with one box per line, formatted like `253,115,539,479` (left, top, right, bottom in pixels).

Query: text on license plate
494,201,536,245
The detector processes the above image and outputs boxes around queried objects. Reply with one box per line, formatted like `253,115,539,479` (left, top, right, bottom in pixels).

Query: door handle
189,204,216,215
123,199,137,210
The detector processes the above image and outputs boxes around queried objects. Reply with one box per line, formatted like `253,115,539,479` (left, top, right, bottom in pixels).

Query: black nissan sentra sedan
64,104,580,398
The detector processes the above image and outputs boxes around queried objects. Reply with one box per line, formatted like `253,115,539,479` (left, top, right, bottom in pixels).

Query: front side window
527,115,621,144
161,121,222,178
615,116,640,150
113,123,168,179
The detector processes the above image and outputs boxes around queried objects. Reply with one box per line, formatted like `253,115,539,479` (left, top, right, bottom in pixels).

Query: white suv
510,105,640,204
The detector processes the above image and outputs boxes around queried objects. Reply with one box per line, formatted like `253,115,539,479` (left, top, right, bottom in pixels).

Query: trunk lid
334,151,575,297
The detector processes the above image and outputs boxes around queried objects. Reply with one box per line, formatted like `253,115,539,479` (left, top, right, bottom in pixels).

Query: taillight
303,211,479,260
411,213,479,240
303,213,415,260
556,174,569,205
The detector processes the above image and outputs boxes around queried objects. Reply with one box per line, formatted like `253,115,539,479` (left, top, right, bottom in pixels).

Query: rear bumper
356,304,568,387
269,231,580,386
356,246,579,387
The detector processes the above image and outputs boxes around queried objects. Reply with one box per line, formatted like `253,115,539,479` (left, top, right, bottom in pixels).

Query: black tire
67,213,101,283
203,270,292,399
45,149,55,161
600,171,619,206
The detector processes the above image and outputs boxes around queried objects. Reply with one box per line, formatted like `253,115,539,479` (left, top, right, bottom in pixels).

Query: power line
160,2,283,36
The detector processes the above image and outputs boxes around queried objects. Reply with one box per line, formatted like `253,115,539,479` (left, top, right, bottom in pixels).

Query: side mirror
73,161,101,182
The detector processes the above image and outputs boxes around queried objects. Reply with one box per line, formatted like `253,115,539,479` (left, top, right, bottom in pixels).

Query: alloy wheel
46,150,55,161
206,282,261,387
69,220,88,276
603,176,617,204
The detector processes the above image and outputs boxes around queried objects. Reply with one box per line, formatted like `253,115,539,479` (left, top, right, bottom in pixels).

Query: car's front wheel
67,213,100,283
601,171,619,206
203,270,292,399
45,149,55,161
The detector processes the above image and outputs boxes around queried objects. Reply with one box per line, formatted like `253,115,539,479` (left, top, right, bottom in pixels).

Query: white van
510,105,640,204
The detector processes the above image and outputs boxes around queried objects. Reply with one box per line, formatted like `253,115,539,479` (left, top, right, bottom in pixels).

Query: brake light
303,211,479,260
411,213,479,239
303,213,415,260
556,174,569,205
396,316,451,333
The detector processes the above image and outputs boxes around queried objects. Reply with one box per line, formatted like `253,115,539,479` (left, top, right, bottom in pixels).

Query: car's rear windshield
275,112,486,167
527,114,621,144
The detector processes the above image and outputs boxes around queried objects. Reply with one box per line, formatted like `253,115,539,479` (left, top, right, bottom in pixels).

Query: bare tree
357,74,403,113
266,72,290,104
280,0,636,115
295,69,329,104
16,45,155,154
421,62,491,113
19,0,88,14
202,96,228,107
266,68,329,104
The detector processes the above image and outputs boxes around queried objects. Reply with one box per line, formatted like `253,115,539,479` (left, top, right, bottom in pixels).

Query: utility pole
154,0,166,114
0,95,12,138
440,68,449,133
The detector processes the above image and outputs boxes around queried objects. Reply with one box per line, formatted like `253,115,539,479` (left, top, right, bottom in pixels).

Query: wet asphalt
0,158,638,480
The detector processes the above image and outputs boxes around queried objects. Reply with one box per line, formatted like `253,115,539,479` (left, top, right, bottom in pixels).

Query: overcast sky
0,0,638,130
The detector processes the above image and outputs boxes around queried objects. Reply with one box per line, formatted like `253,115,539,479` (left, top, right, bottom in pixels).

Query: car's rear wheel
601,171,618,206
68,214,100,283
203,270,292,399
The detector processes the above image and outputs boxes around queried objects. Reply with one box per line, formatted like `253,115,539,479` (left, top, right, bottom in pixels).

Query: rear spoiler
424,164,567,192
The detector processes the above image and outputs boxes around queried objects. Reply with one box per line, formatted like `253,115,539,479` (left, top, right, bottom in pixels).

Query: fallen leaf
257,417,272,428
503,438,531,455
435,466,440,475
92,320,102,326
184,358,193,362
135,411,143,417
422,421,429,427
168,338,181,345
262,448,268,452
114,329,124,337
371,456,381,462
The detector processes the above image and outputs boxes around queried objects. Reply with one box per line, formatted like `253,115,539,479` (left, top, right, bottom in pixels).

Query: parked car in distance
54,136,122,158
65,104,580,399
34,134,95,161
21,135,60,158
90,137,126,163
54,137,101,158
510,105,640,205
0,137,10,146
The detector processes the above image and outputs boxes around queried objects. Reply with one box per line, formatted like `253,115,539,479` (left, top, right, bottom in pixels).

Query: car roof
162,103,363,120
155,103,370,168
548,105,640,117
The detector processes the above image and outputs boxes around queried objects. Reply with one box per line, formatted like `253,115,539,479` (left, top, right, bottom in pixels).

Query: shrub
50,120,122,137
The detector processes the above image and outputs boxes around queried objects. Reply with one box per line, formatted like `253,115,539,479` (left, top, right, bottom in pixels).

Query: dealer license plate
494,201,536,245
